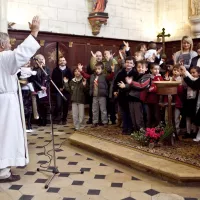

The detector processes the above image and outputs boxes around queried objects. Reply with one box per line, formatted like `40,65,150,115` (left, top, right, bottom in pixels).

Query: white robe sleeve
1,35,40,75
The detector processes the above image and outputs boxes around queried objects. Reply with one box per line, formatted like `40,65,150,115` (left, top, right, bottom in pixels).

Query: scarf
59,66,66,71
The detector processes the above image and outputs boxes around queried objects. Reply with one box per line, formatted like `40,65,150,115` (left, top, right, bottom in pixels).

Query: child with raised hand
144,42,162,63
63,68,88,130
89,62,109,127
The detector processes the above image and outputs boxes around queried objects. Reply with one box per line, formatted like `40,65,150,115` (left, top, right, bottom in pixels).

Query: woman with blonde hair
173,36,197,70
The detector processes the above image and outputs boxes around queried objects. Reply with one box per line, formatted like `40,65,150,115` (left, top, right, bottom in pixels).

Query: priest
0,16,41,182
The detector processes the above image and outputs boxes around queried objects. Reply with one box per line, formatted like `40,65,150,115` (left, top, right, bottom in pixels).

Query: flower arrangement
132,124,174,147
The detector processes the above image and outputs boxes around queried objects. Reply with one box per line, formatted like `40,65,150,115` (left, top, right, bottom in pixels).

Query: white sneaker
26,129,34,133
193,138,200,142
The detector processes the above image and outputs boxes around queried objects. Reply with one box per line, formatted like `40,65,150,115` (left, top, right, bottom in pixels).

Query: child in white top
144,42,162,62
20,62,37,92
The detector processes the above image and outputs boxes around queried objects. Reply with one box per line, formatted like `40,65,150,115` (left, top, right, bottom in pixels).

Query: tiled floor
0,119,200,200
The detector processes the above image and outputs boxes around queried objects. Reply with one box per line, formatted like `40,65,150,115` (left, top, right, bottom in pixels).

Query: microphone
32,57,45,67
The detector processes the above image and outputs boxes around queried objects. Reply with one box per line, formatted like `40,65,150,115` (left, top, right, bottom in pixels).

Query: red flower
145,127,163,141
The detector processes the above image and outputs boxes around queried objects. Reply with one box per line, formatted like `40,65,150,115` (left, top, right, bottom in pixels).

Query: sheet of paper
37,90,47,99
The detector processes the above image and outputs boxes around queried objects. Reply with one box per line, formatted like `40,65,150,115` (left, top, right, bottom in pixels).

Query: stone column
189,0,200,38
0,0,8,33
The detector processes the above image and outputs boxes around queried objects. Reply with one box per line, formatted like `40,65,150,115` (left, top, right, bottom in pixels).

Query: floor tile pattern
0,121,199,200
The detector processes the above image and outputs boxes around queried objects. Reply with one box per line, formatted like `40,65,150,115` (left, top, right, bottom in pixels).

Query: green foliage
131,129,149,146
159,124,174,142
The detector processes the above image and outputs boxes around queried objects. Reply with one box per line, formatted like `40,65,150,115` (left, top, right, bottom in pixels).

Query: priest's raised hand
29,15,40,38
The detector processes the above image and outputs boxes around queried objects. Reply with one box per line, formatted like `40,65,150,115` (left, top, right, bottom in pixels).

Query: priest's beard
4,47,11,51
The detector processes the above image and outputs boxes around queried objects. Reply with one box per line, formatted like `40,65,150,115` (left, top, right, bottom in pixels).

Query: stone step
68,132,200,185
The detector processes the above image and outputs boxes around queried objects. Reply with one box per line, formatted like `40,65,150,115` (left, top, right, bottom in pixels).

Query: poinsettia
145,128,164,142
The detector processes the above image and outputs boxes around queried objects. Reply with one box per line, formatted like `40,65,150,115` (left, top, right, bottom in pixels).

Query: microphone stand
35,60,83,189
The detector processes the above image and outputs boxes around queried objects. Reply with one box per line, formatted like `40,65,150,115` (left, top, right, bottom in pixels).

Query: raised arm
78,63,91,80
80,70,91,80
1,16,40,75
181,66,200,90
184,76,200,90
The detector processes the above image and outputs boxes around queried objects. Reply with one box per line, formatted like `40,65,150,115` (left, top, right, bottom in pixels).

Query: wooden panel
42,42,57,73
10,30,200,67
71,43,87,68
8,31,149,68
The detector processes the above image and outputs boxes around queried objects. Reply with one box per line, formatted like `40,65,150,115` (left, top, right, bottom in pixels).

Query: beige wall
157,0,191,41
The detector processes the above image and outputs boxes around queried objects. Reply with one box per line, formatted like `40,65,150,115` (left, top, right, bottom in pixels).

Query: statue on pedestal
88,0,109,35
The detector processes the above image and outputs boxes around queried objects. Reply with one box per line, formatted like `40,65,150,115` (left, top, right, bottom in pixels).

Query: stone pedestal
0,0,7,33
88,12,109,36
189,16,200,37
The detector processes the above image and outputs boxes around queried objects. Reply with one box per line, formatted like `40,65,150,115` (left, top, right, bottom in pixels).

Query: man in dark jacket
52,56,72,125
32,54,50,126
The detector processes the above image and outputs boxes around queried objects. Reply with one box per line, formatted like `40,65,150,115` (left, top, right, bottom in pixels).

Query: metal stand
36,62,83,189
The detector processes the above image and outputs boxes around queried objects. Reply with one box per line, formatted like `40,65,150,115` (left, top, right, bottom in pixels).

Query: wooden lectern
154,81,181,144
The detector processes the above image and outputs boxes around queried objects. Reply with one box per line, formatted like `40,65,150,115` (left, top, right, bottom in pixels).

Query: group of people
1,15,200,183
19,36,200,143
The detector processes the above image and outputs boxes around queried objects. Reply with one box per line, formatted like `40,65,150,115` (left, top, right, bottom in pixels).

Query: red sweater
174,85,184,108
172,76,184,108
163,76,184,108
146,75,163,104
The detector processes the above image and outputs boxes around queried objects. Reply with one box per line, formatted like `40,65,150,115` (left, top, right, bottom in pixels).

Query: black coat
52,66,72,91
128,73,151,102
184,76,200,126
190,55,200,68
184,76,200,90
31,66,50,91
113,68,137,105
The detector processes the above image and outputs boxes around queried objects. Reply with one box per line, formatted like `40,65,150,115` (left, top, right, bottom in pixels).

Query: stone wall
0,0,8,32
6,0,194,42
7,0,157,41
